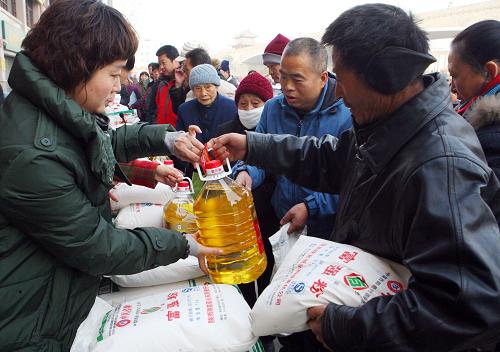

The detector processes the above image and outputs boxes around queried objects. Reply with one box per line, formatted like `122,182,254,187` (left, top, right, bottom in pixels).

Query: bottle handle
196,158,232,181
174,176,195,193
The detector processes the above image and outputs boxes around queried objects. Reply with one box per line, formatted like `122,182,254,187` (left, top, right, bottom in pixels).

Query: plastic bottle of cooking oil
194,159,267,284
163,178,198,234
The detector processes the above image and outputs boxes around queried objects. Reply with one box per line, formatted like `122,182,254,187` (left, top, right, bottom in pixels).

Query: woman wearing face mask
449,20,500,178
0,1,217,350
218,72,273,135
217,72,278,352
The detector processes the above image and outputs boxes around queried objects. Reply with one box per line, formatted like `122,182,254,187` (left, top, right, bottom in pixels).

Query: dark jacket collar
8,52,117,188
354,73,452,173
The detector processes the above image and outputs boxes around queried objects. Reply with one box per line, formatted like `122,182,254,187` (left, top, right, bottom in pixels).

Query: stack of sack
104,94,140,129
69,182,264,352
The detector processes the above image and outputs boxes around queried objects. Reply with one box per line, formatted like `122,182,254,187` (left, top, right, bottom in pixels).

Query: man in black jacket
209,4,500,352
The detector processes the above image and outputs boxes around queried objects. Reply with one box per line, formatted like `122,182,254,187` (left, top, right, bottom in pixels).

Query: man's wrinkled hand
307,305,333,351
207,133,248,161
235,171,253,190
280,202,308,234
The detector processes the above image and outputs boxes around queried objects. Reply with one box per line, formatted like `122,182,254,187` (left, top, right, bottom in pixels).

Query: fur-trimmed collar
465,94,500,130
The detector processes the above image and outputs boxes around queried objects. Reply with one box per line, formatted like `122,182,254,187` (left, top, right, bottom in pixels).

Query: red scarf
456,74,500,115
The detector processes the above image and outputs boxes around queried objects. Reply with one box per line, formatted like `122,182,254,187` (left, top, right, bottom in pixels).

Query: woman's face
140,73,149,83
448,46,488,101
193,84,218,106
73,60,124,113
237,93,265,110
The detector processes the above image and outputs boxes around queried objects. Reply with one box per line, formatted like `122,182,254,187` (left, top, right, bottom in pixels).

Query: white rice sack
115,203,164,229
94,284,257,352
99,277,212,307
110,182,173,213
250,236,411,336
109,256,205,287
71,297,113,352
269,223,307,275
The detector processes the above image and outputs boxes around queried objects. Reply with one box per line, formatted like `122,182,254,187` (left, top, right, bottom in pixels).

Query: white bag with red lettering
110,182,173,213
114,203,164,229
92,284,257,352
250,236,411,336
269,223,307,276
99,276,212,307
109,255,205,287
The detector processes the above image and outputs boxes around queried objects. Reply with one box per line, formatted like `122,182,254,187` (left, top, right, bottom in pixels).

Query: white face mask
238,106,264,129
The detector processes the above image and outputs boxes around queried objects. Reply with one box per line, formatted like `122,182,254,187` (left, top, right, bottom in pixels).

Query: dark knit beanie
262,34,290,65
235,72,273,104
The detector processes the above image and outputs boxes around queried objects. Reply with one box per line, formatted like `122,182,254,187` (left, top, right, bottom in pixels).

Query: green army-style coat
0,53,188,351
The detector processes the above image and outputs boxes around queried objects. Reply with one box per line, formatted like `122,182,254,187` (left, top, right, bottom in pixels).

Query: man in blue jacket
236,37,352,239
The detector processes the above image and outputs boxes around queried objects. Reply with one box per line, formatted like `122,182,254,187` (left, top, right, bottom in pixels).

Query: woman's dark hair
452,20,500,73
140,71,149,78
322,3,429,76
22,0,138,93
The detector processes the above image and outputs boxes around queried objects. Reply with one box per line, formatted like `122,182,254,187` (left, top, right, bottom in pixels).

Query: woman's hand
154,164,184,187
173,125,205,163
184,232,223,274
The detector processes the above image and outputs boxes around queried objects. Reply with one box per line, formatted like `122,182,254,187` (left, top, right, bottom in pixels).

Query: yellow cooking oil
194,160,267,284
164,180,198,234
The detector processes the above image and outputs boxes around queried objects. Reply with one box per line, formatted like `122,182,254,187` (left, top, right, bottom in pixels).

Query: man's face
279,54,327,112
220,69,229,79
266,63,281,83
152,68,160,81
158,54,178,77
332,50,381,123
448,46,488,101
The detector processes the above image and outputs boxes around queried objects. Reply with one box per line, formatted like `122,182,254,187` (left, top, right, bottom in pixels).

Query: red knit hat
235,72,273,104
263,34,290,65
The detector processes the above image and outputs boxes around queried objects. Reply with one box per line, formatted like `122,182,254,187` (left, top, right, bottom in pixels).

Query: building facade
0,0,51,92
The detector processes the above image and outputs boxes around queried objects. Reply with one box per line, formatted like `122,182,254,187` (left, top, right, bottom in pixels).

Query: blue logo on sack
182,287,194,293
294,282,305,293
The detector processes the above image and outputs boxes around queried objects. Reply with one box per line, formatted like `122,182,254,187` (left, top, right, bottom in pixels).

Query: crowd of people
1,0,500,351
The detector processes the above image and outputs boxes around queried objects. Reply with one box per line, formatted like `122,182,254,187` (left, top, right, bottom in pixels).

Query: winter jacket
238,75,352,237
243,73,500,351
177,93,237,144
464,93,500,180
156,79,177,126
0,52,189,351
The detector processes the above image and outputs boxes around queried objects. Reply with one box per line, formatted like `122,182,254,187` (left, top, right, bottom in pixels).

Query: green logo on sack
96,310,111,342
344,273,368,291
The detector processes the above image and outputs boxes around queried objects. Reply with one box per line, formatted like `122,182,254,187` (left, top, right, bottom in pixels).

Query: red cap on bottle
164,160,174,166
177,181,190,192
205,160,225,176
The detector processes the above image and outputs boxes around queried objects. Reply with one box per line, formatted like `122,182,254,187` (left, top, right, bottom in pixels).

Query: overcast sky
113,0,486,55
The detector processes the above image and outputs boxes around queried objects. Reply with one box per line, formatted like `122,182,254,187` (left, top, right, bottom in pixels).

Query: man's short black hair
150,63,160,71
156,45,179,61
185,48,211,68
322,4,429,76
148,62,156,68
283,37,327,73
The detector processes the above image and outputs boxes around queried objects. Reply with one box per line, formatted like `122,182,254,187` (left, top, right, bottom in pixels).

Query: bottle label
253,219,265,254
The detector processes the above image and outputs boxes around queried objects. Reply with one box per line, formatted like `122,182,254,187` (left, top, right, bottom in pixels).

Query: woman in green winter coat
0,1,215,350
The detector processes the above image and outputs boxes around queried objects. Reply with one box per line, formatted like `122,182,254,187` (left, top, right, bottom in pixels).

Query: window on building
26,0,34,27
0,0,17,17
